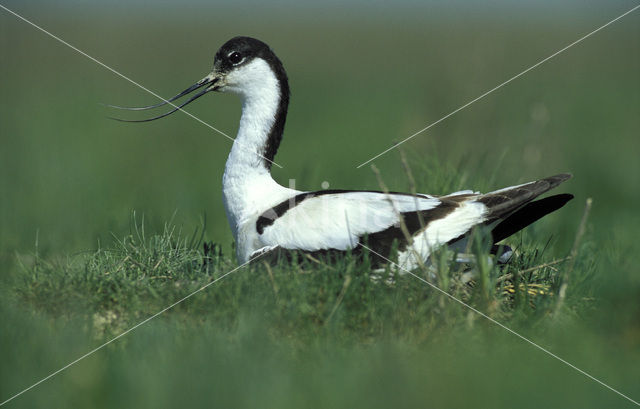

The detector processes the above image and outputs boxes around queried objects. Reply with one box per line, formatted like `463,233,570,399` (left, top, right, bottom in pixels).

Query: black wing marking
361,202,459,257
255,189,432,234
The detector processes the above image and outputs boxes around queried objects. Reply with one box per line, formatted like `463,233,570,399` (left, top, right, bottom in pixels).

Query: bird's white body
222,59,493,267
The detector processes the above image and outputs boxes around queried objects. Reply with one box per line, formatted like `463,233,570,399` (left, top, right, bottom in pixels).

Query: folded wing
254,174,572,263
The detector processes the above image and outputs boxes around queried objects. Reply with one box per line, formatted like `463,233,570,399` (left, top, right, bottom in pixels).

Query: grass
1,3,640,408
13,203,591,339
3,207,631,408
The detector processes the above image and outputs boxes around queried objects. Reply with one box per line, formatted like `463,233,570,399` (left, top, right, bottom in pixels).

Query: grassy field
1,2,639,408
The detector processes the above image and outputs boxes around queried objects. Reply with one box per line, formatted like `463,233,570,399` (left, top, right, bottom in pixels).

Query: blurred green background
1,0,639,408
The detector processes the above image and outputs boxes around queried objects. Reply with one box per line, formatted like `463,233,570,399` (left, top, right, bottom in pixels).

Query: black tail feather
491,193,574,243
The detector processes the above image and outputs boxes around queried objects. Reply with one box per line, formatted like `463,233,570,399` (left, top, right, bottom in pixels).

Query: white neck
221,59,293,238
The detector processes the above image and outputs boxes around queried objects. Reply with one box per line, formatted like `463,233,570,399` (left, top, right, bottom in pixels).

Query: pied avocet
110,36,573,269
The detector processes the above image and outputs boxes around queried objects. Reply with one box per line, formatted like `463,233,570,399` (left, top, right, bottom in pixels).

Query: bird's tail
491,193,574,243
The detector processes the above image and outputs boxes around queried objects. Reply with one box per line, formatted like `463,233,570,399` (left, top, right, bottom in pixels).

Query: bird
109,36,573,270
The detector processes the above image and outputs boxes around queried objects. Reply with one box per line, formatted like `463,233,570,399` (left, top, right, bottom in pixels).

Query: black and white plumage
111,36,573,269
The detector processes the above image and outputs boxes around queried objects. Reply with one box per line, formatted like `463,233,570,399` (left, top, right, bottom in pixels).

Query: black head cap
214,37,282,75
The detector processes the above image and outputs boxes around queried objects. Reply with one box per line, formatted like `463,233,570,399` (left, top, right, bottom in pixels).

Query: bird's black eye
229,51,243,65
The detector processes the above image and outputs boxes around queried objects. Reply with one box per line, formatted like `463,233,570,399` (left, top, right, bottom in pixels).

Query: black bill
107,74,218,122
